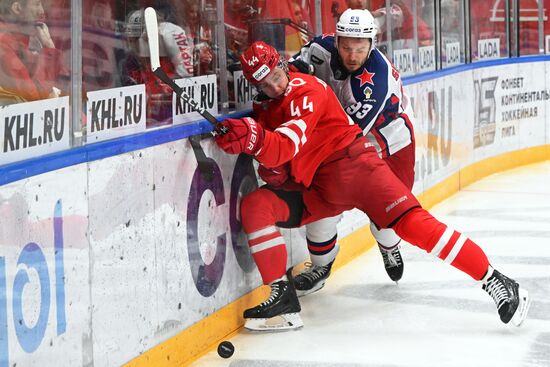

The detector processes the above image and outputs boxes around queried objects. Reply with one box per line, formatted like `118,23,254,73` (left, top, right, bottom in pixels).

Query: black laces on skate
382,248,402,268
484,277,510,309
261,282,283,307
299,262,331,282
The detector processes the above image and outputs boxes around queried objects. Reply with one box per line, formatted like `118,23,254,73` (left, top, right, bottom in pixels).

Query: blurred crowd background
0,0,548,146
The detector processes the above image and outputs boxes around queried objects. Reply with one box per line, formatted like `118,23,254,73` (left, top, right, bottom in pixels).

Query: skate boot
482,268,531,326
379,243,404,282
244,277,303,331
293,260,334,297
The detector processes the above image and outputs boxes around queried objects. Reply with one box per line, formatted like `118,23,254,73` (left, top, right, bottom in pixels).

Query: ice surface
193,161,550,367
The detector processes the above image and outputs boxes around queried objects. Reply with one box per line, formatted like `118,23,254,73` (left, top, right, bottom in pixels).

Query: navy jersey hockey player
289,9,415,294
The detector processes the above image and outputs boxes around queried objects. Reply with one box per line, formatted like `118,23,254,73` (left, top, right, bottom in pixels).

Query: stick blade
144,7,160,71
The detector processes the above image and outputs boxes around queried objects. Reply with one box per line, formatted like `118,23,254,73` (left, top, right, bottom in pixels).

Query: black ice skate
482,268,531,326
379,243,404,283
293,260,334,297
244,278,303,331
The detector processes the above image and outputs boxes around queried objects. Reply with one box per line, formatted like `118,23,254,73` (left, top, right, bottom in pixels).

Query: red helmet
240,41,280,84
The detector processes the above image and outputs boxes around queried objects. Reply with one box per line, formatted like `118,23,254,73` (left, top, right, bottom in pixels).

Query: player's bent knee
240,189,279,233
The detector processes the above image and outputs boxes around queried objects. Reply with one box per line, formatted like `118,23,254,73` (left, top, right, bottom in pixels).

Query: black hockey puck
217,341,234,358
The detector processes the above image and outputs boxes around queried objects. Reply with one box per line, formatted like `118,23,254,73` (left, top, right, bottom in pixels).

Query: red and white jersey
137,21,194,77
253,72,361,188
292,35,415,158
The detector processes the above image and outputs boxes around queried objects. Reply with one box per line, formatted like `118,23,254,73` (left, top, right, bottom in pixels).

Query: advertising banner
233,70,256,111
172,75,218,124
418,45,436,73
445,42,461,67
478,38,500,60
472,62,549,161
86,85,146,143
0,97,70,166
393,48,414,76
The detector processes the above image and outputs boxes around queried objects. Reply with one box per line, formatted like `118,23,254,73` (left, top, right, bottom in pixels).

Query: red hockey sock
393,207,490,280
241,189,291,284
249,228,287,284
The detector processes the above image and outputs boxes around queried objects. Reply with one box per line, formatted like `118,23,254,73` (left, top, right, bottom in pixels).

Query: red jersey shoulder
285,73,328,94
284,73,328,107
281,74,328,119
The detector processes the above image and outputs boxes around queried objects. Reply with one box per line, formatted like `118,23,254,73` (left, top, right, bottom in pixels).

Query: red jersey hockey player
214,41,530,332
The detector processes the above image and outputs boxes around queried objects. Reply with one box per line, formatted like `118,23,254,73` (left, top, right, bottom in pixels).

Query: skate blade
244,313,304,332
296,281,326,297
511,288,531,327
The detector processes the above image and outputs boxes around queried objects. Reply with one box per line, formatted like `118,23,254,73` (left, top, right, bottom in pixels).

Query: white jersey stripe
281,119,308,147
250,236,285,254
430,227,454,257
444,234,467,264
248,226,278,241
281,118,307,131
293,119,308,146
296,119,308,134
277,127,301,156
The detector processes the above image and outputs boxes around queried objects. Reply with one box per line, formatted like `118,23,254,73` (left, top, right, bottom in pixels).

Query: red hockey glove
258,163,289,187
214,117,265,155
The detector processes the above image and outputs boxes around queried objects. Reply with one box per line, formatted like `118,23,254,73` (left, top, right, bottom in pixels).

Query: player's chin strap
253,90,271,104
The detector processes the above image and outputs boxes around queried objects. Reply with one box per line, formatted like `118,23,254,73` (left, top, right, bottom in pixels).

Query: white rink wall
0,60,549,366
410,61,549,194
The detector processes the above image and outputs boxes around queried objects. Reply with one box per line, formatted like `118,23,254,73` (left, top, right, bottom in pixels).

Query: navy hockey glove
288,59,314,74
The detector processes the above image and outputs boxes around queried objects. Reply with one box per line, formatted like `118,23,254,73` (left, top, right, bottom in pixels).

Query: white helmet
336,8,377,42
125,9,143,38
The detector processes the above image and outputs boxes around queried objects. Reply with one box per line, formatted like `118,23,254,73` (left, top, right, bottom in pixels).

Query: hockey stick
143,7,227,136
144,7,223,181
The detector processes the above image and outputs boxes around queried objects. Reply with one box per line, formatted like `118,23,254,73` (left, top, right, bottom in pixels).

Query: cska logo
364,87,372,98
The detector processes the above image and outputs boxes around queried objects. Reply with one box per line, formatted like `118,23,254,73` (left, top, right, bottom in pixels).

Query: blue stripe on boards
0,111,249,186
402,55,550,85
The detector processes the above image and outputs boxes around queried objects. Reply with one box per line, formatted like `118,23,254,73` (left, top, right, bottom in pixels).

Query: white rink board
85,139,265,365
0,97,71,165
0,60,549,366
406,61,550,194
0,165,89,366
407,71,469,195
